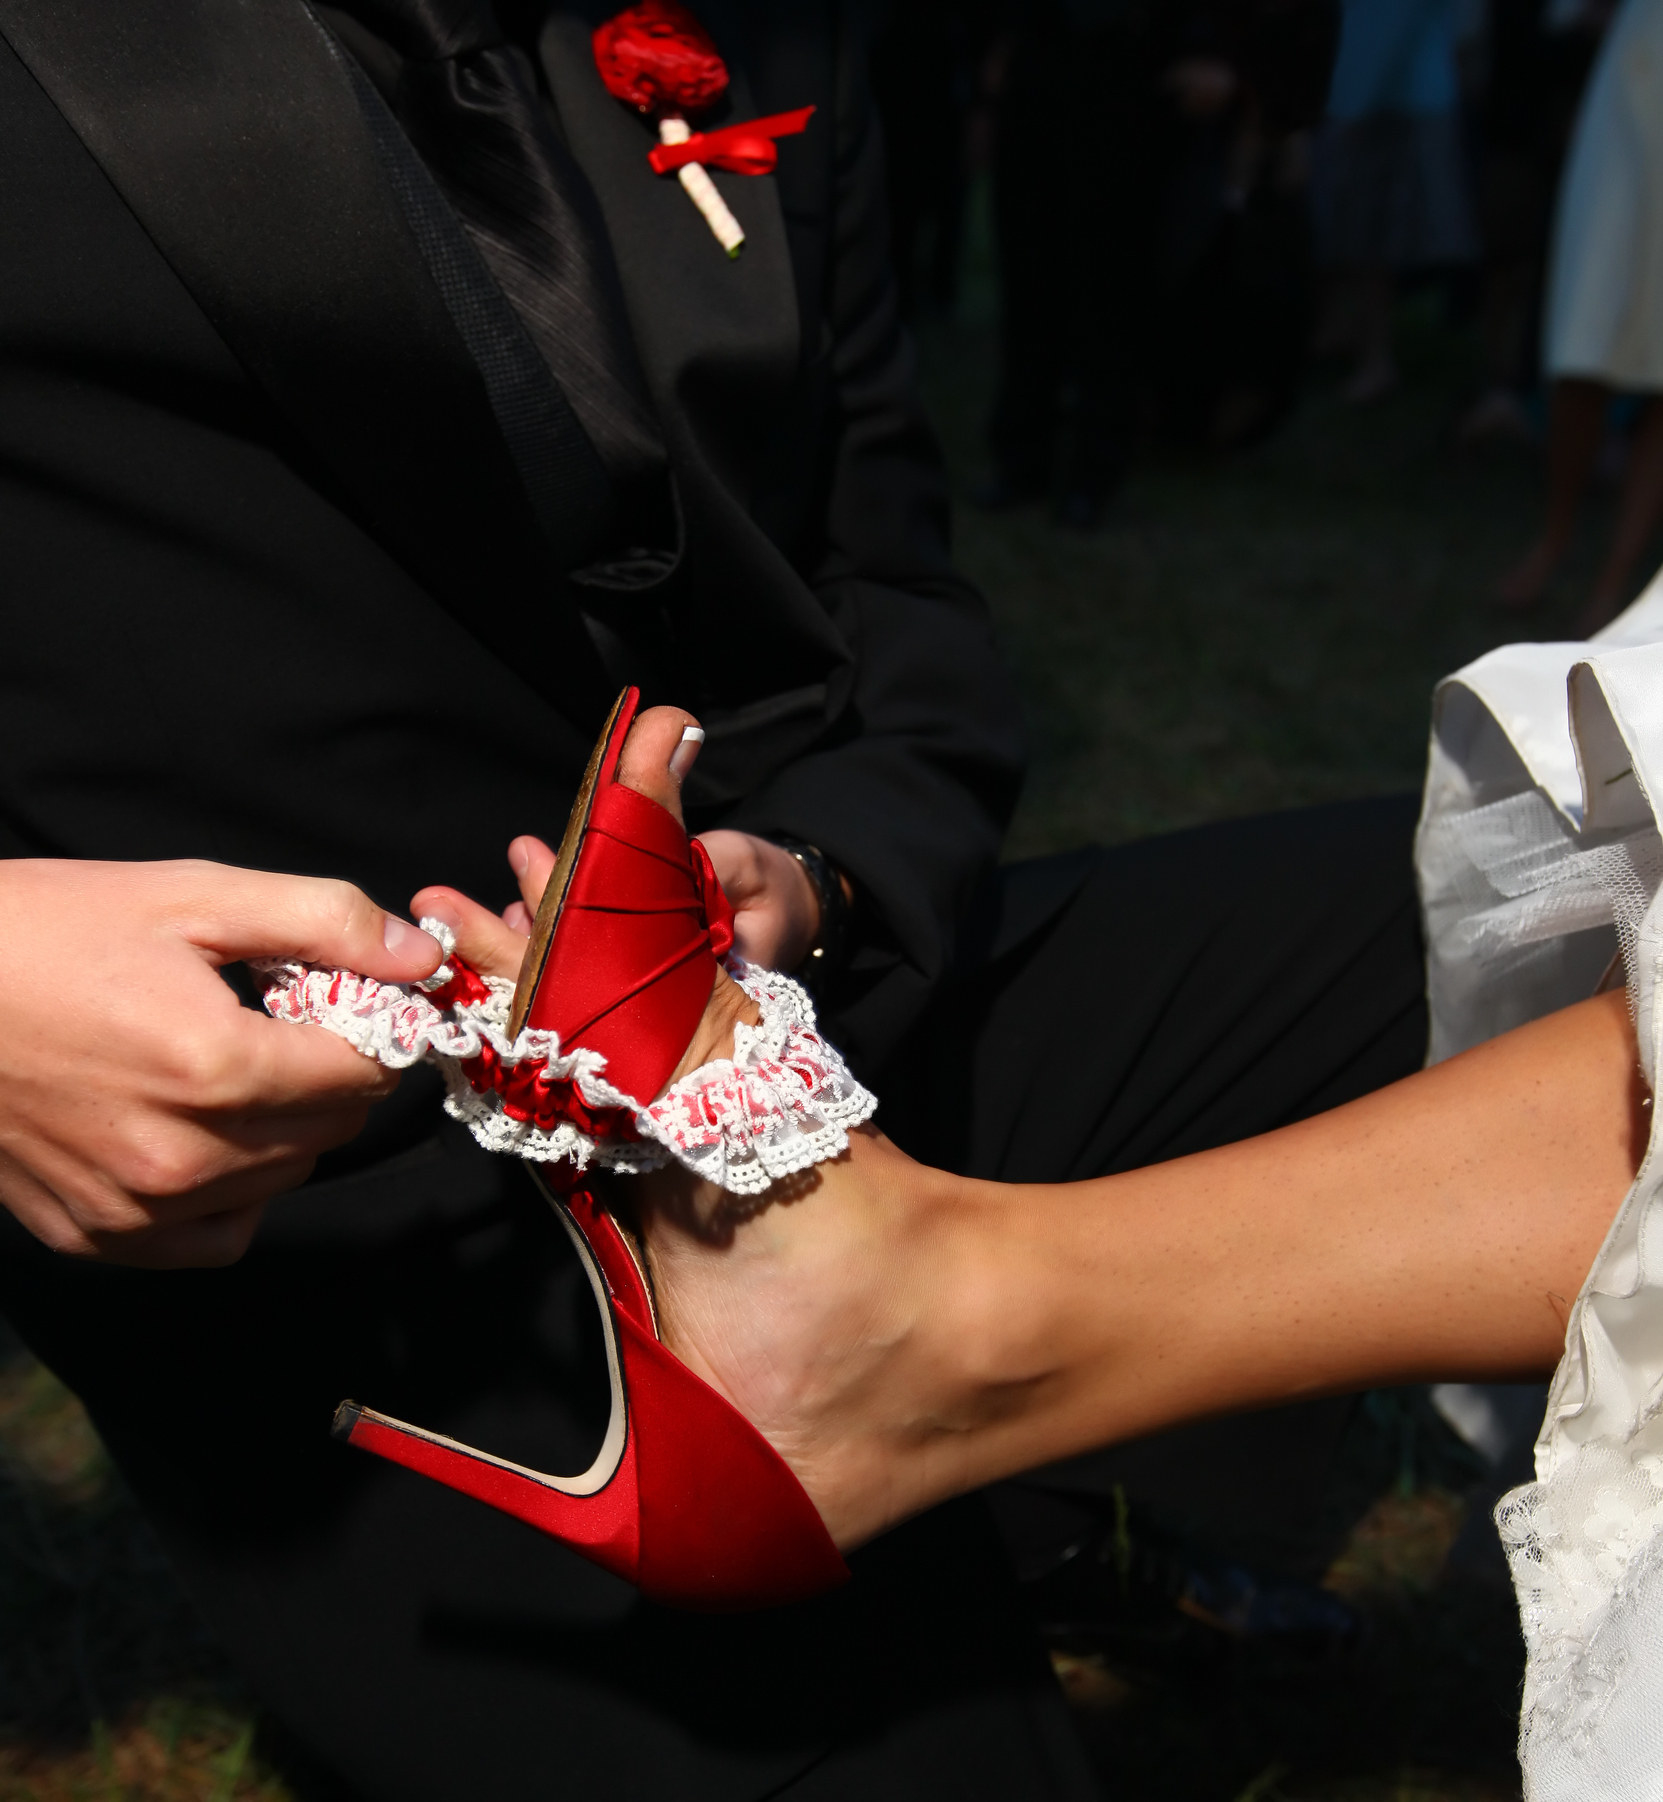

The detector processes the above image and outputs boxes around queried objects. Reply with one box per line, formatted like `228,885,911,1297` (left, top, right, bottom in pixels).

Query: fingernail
384,915,439,962
669,725,705,782
509,840,530,878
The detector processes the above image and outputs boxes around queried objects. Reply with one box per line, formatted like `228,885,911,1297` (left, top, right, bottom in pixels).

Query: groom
0,2,1418,1798
0,4,1086,1797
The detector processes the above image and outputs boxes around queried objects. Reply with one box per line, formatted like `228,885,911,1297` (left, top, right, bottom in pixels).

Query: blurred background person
868,0,986,320
975,0,1166,529
1455,0,1606,445
1154,0,1340,452
1312,0,1479,403
1496,0,1663,627
972,0,1336,531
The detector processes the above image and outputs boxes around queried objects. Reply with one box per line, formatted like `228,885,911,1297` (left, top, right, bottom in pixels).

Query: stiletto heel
325,690,850,1609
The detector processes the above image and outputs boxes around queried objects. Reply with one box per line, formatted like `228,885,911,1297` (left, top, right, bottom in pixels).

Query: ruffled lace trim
257,921,876,1195
1497,1432,1663,1791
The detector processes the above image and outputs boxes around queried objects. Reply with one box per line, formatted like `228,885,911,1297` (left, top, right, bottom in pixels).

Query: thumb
164,862,444,984
411,885,528,984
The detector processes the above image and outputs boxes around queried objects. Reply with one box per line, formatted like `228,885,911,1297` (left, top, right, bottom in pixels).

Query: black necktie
325,0,667,505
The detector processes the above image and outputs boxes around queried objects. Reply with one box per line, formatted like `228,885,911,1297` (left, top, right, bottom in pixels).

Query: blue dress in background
1315,0,1478,269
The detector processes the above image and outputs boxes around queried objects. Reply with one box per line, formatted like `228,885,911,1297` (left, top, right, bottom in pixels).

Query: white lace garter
258,920,877,1195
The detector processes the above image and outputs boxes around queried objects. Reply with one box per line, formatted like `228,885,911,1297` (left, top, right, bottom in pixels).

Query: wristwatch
768,837,849,984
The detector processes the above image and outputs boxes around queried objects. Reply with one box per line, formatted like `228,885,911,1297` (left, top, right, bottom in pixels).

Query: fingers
24,1198,269,1269
695,831,821,969
410,885,529,983
100,1204,271,1270
165,861,444,984
0,1129,323,1267
200,1102,379,1171
60,1093,371,1218
616,705,703,828
507,836,556,914
210,1010,401,1113
0,1152,111,1260
0,860,443,1271
696,829,768,903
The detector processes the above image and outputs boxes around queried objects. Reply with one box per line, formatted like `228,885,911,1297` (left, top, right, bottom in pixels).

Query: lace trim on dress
1417,622,1663,1799
257,920,876,1195
1498,1435,1663,1775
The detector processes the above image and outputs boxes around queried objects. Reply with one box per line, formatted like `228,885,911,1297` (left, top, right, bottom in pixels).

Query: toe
617,705,703,826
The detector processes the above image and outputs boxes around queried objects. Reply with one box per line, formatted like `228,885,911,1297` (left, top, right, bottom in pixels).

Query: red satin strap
525,710,738,1101
689,837,736,959
647,105,815,176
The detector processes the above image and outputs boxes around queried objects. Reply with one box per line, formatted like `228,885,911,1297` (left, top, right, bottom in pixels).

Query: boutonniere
592,0,815,258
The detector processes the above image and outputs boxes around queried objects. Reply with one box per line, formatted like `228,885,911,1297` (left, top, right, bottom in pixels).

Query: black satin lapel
0,0,612,724
538,3,802,501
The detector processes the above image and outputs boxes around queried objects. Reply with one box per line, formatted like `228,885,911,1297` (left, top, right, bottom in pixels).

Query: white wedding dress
1417,571,1663,1798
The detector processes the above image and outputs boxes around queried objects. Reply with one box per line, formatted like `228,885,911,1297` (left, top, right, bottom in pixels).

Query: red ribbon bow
689,837,737,961
647,105,815,177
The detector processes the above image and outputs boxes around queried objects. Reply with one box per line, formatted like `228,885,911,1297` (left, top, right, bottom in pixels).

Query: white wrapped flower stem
659,115,744,257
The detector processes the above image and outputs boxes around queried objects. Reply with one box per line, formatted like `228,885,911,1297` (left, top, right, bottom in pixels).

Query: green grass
0,1339,297,1802
1050,1490,1527,1802
921,291,1624,861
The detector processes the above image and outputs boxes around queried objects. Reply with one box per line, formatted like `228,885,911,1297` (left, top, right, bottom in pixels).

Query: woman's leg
881,797,1431,1577
423,710,1642,1554
647,987,1642,1551
1496,376,1608,607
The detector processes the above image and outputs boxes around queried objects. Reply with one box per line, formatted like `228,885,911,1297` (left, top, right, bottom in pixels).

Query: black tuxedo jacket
0,0,1023,1087
0,27,1109,1795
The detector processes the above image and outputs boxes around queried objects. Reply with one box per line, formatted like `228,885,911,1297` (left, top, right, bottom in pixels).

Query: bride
279,576,1663,1800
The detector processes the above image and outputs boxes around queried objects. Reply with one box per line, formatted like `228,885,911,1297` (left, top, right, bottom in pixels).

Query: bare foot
630,1131,978,1550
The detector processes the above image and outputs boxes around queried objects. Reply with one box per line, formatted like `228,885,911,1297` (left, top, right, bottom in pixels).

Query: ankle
781,1153,1068,1545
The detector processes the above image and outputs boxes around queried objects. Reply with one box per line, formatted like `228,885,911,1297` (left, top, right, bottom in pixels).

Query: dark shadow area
997,1390,1527,1801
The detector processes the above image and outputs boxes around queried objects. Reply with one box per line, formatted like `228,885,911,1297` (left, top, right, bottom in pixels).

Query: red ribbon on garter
647,105,815,177
415,841,733,1139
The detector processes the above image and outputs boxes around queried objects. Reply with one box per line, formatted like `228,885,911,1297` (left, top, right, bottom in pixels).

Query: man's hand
696,831,821,971
0,860,442,1268
456,717,828,974
487,828,823,975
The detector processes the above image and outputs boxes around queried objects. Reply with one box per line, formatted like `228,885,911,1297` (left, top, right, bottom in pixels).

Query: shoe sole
509,687,632,1041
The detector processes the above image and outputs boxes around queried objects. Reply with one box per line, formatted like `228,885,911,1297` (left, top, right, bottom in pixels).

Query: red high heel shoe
332,689,849,1609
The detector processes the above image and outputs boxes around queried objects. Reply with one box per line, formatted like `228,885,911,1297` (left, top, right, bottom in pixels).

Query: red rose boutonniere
592,0,814,258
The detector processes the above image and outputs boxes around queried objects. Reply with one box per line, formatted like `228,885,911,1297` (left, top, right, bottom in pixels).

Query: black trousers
0,797,1426,1802
881,796,1430,1581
